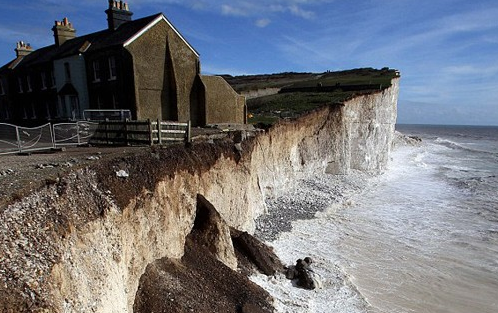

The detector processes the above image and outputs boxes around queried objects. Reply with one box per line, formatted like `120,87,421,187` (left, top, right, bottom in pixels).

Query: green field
224,67,399,125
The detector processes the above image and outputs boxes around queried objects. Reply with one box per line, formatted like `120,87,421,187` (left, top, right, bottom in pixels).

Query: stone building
0,1,246,126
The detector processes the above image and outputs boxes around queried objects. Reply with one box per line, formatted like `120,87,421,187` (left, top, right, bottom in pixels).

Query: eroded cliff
0,78,398,312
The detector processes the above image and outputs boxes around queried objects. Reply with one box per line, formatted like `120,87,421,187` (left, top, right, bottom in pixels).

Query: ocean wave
434,137,498,157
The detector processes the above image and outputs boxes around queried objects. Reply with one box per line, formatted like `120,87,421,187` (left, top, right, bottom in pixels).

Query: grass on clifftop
247,91,351,123
225,67,399,126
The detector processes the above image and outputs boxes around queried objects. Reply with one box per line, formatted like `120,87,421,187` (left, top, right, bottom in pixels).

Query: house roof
123,14,199,57
2,12,198,71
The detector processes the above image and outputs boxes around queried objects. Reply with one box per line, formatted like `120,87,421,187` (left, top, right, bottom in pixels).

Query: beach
252,125,498,313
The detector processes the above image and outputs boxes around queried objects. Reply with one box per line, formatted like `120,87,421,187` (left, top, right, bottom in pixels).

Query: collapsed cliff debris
133,238,274,313
133,195,279,313
284,257,322,290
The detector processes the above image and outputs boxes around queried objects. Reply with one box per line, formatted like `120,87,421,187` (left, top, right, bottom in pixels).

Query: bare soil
0,146,145,209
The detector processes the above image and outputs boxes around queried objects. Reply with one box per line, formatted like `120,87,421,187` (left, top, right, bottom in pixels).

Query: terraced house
0,1,246,126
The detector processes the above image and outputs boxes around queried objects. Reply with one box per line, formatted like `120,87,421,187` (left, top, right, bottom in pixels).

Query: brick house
0,1,246,126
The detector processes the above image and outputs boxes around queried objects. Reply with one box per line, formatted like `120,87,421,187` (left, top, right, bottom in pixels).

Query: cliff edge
0,78,399,312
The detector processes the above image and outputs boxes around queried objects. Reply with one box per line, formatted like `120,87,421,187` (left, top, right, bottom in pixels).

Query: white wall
53,55,90,119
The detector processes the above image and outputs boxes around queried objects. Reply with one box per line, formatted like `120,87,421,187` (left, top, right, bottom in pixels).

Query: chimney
106,0,133,30
52,17,76,46
15,41,34,57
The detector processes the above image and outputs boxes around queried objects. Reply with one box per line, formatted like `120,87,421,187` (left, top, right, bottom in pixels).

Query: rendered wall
125,18,199,122
200,75,246,125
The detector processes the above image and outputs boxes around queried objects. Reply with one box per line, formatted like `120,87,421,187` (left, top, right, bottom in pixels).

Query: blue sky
1,0,497,126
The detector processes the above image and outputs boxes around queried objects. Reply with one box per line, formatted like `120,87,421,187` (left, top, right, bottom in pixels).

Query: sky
0,0,497,126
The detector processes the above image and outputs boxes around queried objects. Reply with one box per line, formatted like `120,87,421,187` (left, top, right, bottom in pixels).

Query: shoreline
251,132,419,312
252,170,377,313
255,171,371,242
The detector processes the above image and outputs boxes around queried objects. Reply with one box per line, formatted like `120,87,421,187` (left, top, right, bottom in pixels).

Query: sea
252,124,498,313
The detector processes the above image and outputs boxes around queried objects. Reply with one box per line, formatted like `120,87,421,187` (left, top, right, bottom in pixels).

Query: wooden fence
89,119,191,146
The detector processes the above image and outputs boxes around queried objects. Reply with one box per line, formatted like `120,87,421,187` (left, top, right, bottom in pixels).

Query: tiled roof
3,13,163,70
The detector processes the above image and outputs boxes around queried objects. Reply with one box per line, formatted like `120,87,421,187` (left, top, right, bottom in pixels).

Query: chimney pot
106,1,133,30
15,40,34,57
52,17,76,46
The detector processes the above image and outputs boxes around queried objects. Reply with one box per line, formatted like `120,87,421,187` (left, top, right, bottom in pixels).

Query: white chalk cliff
0,78,399,312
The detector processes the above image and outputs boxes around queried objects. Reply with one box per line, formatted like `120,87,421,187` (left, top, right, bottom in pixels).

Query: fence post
148,119,153,146
77,121,81,145
15,126,22,153
105,118,109,145
124,119,129,146
157,119,162,145
49,123,55,149
186,120,191,143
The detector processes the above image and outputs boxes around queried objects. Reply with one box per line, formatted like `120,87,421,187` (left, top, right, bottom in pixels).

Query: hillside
223,67,399,125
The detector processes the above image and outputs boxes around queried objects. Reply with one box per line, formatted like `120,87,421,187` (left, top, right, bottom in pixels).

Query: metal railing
0,123,54,155
82,109,132,121
0,120,191,155
53,121,99,146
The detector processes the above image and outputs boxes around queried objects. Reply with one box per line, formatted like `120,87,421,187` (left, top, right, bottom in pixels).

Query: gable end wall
125,18,199,122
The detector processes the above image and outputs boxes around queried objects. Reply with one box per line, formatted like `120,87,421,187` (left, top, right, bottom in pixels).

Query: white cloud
221,4,249,16
288,4,314,19
255,18,272,28
442,64,498,77
139,0,332,21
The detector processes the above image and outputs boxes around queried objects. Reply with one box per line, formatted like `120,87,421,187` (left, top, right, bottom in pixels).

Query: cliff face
0,79,398,313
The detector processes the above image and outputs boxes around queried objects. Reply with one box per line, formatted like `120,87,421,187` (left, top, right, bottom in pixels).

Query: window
108,56,116,80
0,80,4,95
26,75,32,92
64,63,71,82
45,102,51,119
17,77,24,93
41,72,47,90
30,102,36,119
112,94,118,109
3,105,11,120
93,60,101,82
50,70,56,88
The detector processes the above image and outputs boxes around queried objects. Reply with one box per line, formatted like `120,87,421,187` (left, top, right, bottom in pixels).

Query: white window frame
108,56,116,81
93,60,101,82
26,75,32,92
50,70,56,88
45,102,51,119
17,77,24,93
30,102,37,119
40,72,47,90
